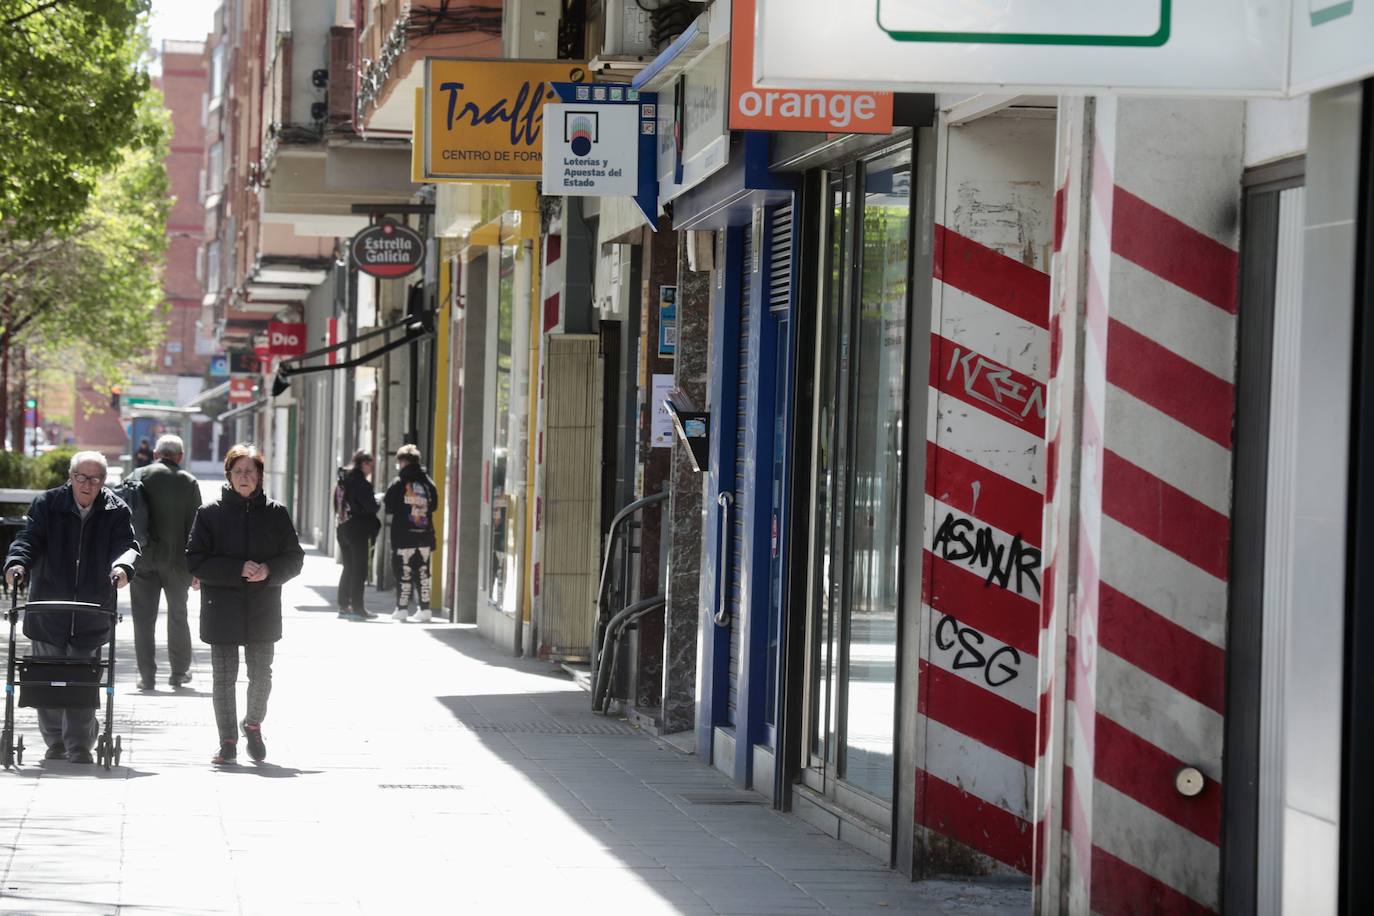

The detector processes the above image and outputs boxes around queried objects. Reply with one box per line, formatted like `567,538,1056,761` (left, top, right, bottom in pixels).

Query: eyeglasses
230,468,259,479
72,472,104,486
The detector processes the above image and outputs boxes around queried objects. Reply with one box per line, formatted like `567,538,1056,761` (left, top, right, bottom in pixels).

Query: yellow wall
523,242,541,625
428,241,454,605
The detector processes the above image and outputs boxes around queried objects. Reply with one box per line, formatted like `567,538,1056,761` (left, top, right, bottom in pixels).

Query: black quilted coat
186,485,304,645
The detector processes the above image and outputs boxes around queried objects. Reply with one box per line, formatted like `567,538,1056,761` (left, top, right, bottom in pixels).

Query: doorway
799,144,914,846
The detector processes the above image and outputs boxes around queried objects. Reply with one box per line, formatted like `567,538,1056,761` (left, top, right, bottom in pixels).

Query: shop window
488,245,517,611
804,143,912,806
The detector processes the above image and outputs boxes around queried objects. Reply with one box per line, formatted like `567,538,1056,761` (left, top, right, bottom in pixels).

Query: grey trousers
210,642,274,744
130,564,192,681
30,640,100,754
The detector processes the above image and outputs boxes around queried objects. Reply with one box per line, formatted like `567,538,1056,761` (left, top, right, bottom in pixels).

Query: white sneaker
391,608,408,622
412,609,433,624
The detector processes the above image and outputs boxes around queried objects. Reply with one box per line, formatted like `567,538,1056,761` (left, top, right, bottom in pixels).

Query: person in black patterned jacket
383,444,438,623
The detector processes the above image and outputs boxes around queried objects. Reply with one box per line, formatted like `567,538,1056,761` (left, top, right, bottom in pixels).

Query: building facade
191,1,1374,910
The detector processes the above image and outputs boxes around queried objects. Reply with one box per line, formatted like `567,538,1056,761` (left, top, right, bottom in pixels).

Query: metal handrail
593,596,666,714
594,491,669,617
589,491,669,709
714,491,734,627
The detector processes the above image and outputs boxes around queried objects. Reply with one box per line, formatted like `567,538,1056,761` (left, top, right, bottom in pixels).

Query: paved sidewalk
1,548,1030,915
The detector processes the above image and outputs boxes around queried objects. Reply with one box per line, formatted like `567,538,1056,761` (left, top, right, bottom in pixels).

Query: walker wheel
1,731,10,769
96,735,109,769
113,735,122,767
14,735,21,767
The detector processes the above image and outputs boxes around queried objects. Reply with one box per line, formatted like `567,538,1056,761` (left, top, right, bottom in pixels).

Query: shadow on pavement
422,625,571,680
135,687,214,698
294,603,345,614
413,617,1032,913
212,762,322,778
303,581,342,609
6,762,157,780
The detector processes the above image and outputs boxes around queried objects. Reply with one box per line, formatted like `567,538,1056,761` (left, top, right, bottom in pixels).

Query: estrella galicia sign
350,219,425,280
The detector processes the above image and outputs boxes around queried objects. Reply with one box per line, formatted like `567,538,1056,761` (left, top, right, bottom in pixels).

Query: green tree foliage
0,87,170,391
0,447,24,488
0,446,77,490
26,444,76,489
0,0,157,239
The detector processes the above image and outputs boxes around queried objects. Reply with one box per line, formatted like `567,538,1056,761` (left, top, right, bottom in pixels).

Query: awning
631,18,707,91
274,312,435,383
597,195,649,248
185,380,231,408
218,398,265,422
670,133,796,231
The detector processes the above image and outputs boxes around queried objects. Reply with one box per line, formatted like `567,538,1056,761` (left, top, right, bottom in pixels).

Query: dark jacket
384,463,438,549
186,484,304,645
129,458,201,579
336,467,379,538
4,484,140,649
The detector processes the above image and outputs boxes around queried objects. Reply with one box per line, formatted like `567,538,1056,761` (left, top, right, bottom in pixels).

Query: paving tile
0,550,1029,915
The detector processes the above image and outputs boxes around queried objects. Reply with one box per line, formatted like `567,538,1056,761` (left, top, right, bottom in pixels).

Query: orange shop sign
422,58,588,180
729,0,891,134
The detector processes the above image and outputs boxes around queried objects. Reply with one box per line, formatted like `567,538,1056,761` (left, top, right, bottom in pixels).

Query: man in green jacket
129,434,202,690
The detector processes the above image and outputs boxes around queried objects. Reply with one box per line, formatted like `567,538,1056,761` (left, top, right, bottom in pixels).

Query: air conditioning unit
602,0,654,58
505,0,561,59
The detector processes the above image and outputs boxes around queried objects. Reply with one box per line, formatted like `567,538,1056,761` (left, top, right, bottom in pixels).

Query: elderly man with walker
3,451,138,764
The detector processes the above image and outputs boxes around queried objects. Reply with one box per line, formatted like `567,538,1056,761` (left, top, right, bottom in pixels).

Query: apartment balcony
255,10,427,240
355,0,503,136
259,141,416,240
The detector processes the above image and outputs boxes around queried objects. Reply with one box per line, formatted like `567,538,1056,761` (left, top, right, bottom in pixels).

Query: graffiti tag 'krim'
934,615,1021,688
439,81,559,148
932,511,1041,597
946,345,1046,424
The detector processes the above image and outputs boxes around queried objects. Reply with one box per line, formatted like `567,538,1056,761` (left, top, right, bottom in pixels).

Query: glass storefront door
487,244,516,610
804,145,913,808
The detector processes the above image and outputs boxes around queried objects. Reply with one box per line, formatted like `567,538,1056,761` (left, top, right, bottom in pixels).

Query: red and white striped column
916,113,1056,875
1036,96,1244,914
530,227,565,651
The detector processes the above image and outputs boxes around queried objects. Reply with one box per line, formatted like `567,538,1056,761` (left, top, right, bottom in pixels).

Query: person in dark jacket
334,449,378,622
383,444,438,624
186,443,303,765
128,434,201,690
3,451,138,764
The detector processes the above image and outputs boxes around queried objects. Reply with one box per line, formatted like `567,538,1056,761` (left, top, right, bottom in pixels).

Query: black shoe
169,672,192,688
212,741,237,765
68,747,94,765
241,721,266,761
137,677,156,692
44,744,67,761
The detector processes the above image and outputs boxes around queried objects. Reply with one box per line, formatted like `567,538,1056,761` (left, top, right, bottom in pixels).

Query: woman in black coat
333,449,379,621
186,443,304,765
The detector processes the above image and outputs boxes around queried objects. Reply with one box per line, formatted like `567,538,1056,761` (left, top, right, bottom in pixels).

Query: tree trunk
0,320,10,451
12,345,25,455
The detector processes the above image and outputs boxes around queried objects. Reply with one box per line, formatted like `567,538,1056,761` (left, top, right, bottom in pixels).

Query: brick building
73,40,213,463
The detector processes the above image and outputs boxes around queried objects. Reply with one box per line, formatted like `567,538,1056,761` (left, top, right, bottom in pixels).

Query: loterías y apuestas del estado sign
350,218,425,279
